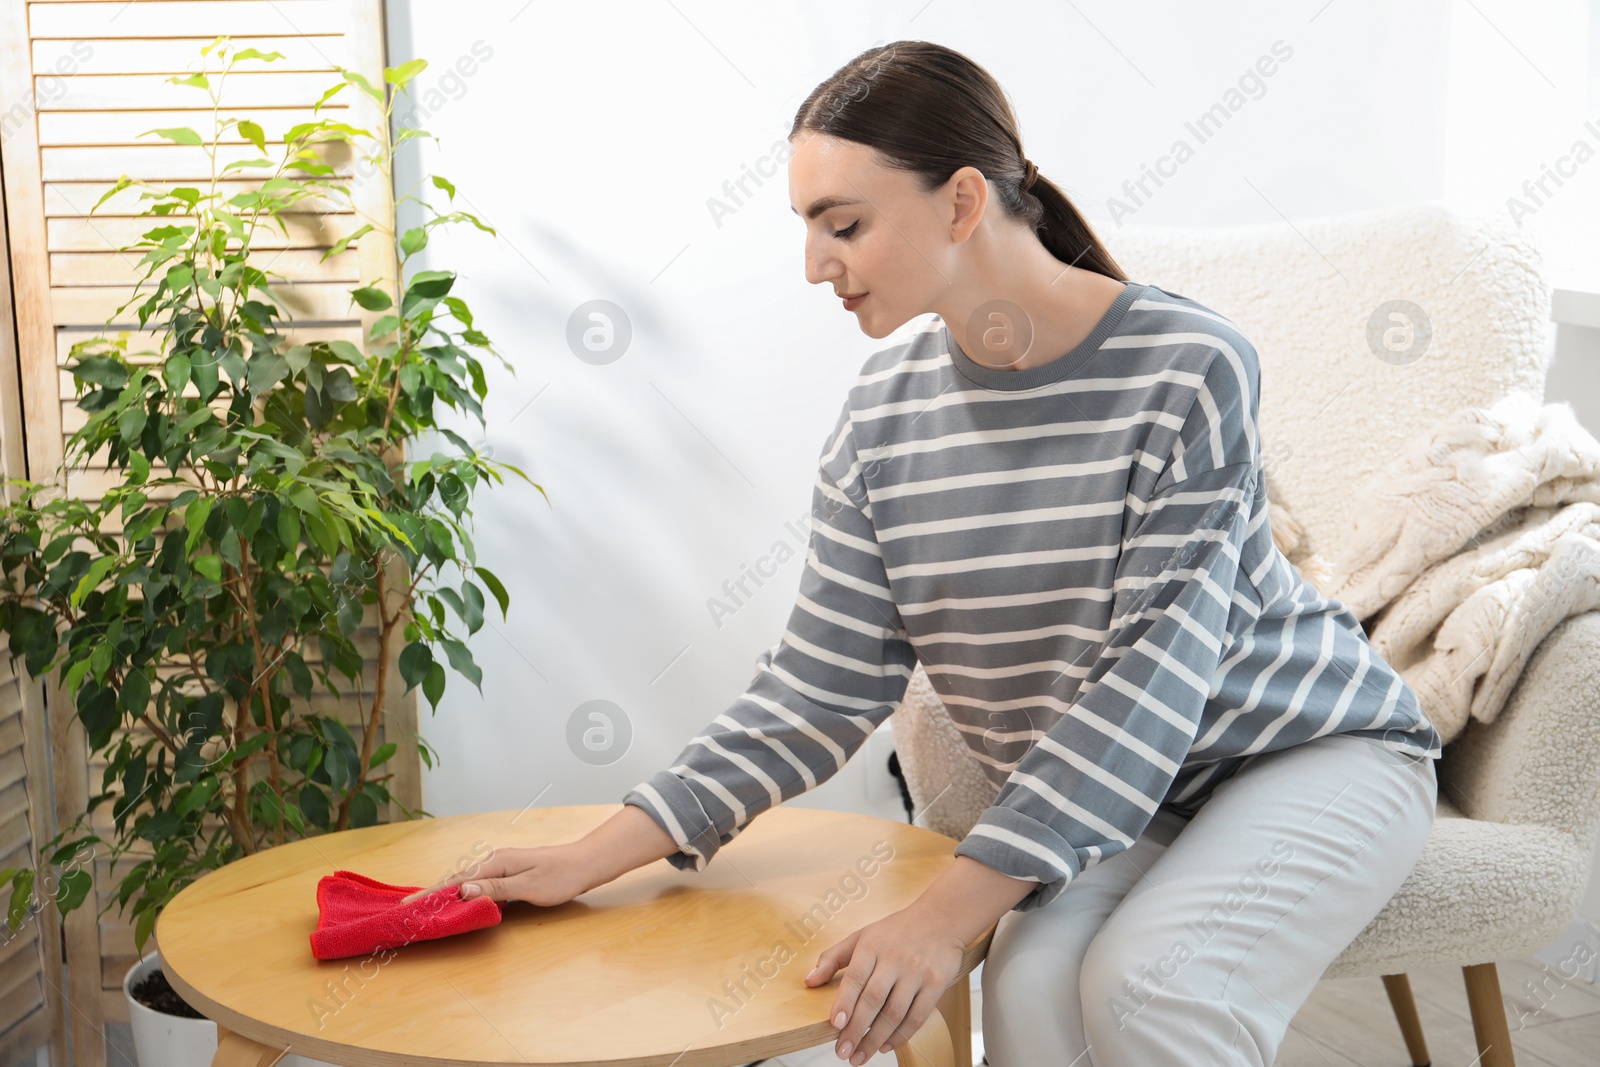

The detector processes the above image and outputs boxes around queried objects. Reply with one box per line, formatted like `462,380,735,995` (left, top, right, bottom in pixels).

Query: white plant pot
123,951,218,1067
124,951,343,1067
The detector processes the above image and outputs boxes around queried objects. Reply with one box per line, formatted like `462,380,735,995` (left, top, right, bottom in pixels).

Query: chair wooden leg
896,1003,954,1067
1462,962,1517,1067
1381,973,1432,1067
212,1026,289,1067
936,975,972,1067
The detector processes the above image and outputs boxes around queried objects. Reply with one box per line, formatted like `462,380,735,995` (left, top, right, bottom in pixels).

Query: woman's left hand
804,898,968,1064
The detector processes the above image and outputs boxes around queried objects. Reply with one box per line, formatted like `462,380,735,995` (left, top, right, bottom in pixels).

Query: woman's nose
804,238,838,288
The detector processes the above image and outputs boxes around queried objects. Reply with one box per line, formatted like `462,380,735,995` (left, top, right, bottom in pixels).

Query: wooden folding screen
0,4,410,1065
0,130,66,1067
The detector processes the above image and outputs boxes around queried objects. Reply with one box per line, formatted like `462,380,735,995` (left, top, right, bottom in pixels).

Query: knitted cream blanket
1273,393,1600,744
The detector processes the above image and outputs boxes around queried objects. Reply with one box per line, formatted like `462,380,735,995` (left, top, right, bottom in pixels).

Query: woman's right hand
399,842,595,907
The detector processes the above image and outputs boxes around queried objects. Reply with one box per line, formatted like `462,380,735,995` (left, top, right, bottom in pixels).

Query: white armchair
890,203,1600,1067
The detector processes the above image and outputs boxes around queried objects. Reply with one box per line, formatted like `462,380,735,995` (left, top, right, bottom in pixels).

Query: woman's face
788,130,981,339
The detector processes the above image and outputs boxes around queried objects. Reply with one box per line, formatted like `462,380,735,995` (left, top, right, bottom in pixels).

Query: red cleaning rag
309,869,507,961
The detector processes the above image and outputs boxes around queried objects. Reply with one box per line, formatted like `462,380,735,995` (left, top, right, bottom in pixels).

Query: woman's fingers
811,906,965,1060
460,875,507,901
832,947,883,1062
397,882,446,904
398,847,504,903
805,927,859,988
877,983,941,1057
852,977,917,1065
835,966,896,1065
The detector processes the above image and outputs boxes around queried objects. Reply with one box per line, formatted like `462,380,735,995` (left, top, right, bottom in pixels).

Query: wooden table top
156,803,992,1067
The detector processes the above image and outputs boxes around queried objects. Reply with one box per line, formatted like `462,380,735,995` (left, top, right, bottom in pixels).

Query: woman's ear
946,165,990,243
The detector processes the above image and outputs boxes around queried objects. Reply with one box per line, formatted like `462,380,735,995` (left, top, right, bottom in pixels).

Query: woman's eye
831,221,859,240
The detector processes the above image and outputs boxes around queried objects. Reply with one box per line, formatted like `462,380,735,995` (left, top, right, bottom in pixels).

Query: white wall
379,0,1598,844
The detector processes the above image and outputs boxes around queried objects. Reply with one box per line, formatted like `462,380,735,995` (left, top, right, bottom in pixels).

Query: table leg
896,1004,955,1067
213,1025,290,1067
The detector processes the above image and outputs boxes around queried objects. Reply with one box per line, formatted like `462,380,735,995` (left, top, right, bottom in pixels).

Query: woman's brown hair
790,40,1126,282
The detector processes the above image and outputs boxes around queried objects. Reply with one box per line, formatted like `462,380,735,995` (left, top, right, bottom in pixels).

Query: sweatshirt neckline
944,281,1145,391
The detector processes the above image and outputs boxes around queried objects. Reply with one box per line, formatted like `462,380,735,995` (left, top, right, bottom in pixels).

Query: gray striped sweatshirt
623,280,1443,912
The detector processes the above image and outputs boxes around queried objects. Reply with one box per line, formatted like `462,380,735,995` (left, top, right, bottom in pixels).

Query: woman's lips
842,292,868,311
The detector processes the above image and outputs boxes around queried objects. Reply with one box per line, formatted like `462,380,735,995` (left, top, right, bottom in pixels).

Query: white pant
980,731,1438,1067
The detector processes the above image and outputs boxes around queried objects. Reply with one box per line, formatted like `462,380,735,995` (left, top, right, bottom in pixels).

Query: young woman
406,40,1441,1067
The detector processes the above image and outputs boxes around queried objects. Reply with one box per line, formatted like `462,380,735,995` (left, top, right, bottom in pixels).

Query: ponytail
1022,168,1127,280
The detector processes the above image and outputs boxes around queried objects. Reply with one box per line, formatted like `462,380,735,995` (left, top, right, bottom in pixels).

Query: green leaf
335,589,363,636
163,350,191,395
461,580,485,634
175,776,220,816
281,799,306,835
73,355,129,388
431,174,456,201
349,286,392,311
440,638,482,693
313,82,348,112
323,366,357,403
383,58,428,87
78,687,118,750
407,270,455,298
220,158,275,174
91,176,136,214
400,227,427,256
476,566,510,620
455,210,496,237
326,340,366,367
71,555,119,608
117,404,146,443
192,554,223,583
176,404,216,436
135,905,157,952
128,450,150,486
190,348,219,399
286,482,320,515
398,641,432,690
119,665,151,718
55,869,92,912
168,72,210,91
138,811,180,842
349,790,378,828
184,496,214,554
140,223,191,242
246,350,289,394
299,784,330,829
237,120,267,153
276,502,300,548
143,126,203,145
320,222,372,263
49,839,97,866
7,869,35,930
368,741,396,770
338,68,384,104
423,661,446,709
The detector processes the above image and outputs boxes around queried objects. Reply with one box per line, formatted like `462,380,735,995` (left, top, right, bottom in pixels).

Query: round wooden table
156,804,995,1067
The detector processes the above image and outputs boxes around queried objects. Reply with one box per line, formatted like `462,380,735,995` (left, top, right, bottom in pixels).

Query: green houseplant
0,37,540,962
